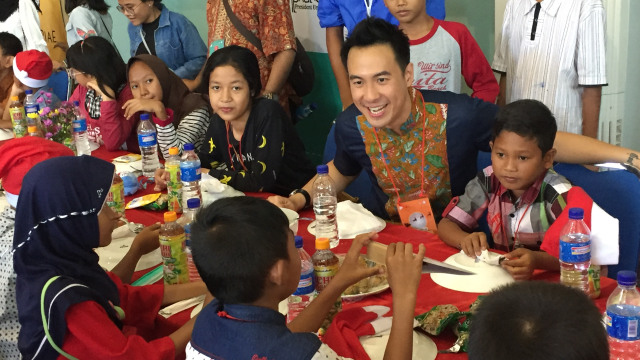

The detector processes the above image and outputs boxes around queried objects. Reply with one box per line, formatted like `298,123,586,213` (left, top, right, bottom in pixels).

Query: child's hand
130,223,161,256
501,248,537,280
332,232,384,289
460,232,488,258
386,242,425,296
122,98,167,120
153,169,169,191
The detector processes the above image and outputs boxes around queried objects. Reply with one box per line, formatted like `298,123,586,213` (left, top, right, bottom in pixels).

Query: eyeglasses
66,68,85,78
116,1,144,15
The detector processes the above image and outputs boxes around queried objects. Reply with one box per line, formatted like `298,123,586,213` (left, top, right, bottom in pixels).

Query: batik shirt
0,207,19,359
443,166,572,251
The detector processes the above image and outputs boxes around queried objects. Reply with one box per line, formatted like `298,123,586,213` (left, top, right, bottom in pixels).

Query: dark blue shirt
333,90,497,219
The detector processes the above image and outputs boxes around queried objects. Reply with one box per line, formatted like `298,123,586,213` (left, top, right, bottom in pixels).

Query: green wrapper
143,194,169,211
415,304,462,335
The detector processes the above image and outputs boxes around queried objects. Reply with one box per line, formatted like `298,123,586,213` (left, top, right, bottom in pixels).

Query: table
93,147,617,359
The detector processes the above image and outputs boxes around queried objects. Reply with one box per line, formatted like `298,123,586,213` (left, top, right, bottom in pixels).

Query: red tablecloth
93,147,616,359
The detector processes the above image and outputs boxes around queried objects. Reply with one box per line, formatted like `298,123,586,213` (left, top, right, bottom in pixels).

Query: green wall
107,1,497,165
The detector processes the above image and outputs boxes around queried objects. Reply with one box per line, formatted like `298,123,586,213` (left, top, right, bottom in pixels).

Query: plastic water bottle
72,101,82,118
159,211,189,285
178,198,201,282
73,118,91,156
287,235,316,323
295,103,317,122
9,96,26,138
180,143,202,208
559,207,591,294
24,89,38,115
27,126,40,137
606,270,640,359
137,113,160,178
313,164,339,248
165,146,182,213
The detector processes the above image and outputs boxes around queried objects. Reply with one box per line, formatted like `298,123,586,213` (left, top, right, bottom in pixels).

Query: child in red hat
0,49,60,129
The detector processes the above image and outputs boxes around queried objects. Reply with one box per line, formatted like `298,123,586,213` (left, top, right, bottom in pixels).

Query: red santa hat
541,186,619,265
12,50,53,89
0,137,74,207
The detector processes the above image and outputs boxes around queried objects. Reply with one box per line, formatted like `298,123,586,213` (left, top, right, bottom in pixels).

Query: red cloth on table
323,305,392,359
60,272,175,360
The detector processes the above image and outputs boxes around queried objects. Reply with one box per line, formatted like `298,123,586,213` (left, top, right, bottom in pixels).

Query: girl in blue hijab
13,156,207,359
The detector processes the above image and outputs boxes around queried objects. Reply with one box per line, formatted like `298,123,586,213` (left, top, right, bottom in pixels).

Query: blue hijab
13,156,121,359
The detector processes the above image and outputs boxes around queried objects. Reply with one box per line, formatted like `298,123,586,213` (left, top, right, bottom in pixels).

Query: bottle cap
28,126,37,133
568,208,584,220
184,143,194,151
73,100,80,107
25,89,32,95
169,147,179,155
316,164,328,175
187,198,201,209
315,237,330,250
140,113,150,121
617,270,637,286
295,235,303,249
11,95,18,101
164,211,177,222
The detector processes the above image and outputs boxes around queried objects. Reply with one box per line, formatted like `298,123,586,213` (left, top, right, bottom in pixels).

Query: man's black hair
468,281,608,360
340,17,410,72
190,197,290,304
492,99,557,154
0,32,22,57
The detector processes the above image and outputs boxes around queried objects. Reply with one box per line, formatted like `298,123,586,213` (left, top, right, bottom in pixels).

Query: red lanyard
500,197,533,252
225,123,248,172
371,105,428,203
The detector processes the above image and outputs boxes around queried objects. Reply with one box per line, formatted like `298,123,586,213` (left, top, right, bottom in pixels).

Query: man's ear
268,259,286,286
404,62,414,86
543,148,557,169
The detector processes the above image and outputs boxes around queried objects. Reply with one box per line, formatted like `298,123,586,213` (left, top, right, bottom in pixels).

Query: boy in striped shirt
438,99,571,280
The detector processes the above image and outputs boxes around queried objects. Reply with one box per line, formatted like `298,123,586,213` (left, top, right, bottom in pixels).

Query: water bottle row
159,199,202,285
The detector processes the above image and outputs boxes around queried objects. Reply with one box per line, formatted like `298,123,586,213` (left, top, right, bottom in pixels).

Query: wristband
289,188,310,209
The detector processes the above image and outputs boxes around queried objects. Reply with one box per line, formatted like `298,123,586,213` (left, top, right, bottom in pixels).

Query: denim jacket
127,5,206,79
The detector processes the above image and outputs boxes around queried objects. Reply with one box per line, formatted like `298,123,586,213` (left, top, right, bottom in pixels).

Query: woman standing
0,0,47,53
65,0,115,47
119,0,206,80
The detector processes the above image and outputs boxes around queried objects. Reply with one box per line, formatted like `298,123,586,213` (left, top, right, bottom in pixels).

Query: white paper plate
431,251,514,293
95,225,161,272
342,282,390,302
191,302,204,318
280,208,299,234
361,329,437,360
307,218,386,239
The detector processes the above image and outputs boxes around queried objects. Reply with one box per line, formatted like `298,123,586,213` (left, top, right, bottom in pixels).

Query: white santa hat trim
13,59,49,89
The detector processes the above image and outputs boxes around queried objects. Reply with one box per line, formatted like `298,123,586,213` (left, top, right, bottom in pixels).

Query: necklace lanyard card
209,39,225,55
397,197,437,233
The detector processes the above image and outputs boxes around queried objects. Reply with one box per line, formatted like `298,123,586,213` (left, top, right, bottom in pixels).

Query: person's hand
501,248,536,281
130,223,161,255
51,60,65,72
267,195,298,211
122,98,167,120
10,81,25,97
386,242,425,296
86,80,115,100
460,232,488,258
153,168,169,191
331,232,384,289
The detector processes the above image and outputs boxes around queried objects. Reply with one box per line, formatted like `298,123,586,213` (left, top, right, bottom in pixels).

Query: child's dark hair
468,282,608,360
196,45,262,99
340,17,410,73
66,37,126,98
492,99,557,154
0,32,23,57
65,0,109,15
190,197,291,304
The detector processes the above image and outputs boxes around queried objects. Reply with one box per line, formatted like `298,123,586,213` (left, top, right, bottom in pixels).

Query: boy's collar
211,299,286,325
497,169,549,205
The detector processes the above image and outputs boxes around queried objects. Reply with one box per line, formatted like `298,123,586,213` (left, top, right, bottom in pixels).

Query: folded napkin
323,305,392,360
337,201,386,239
201,172,244,206
159,295,206,318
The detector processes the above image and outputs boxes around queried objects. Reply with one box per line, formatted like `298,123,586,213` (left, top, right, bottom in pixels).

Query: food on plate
342,256,388,296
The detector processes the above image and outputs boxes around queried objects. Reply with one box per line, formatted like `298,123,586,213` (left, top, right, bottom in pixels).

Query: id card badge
397,197,437,233
209,39,225,55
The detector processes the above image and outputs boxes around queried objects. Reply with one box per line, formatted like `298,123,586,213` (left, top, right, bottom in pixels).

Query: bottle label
10,108,27,138
606,307,640,341
180,165,201,182
105,182,125,214
138,133,157,147
166,164,182,213
25,104,38,114
159,233,189,285
314,264,338,292
294,268,315,295
73,119,87,132
559,239,591,263
166,163,181,183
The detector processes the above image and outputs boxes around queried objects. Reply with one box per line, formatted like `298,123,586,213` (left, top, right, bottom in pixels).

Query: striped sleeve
156,107,211,158
576,0,607,85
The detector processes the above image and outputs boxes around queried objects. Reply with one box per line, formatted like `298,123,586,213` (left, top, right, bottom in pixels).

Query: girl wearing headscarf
67,36,138,151
13,156,208,359
124,54,210,159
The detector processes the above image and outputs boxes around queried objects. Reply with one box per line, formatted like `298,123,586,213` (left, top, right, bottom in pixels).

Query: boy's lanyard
363,0,372,17
500,196,533,252
371,106,428,206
